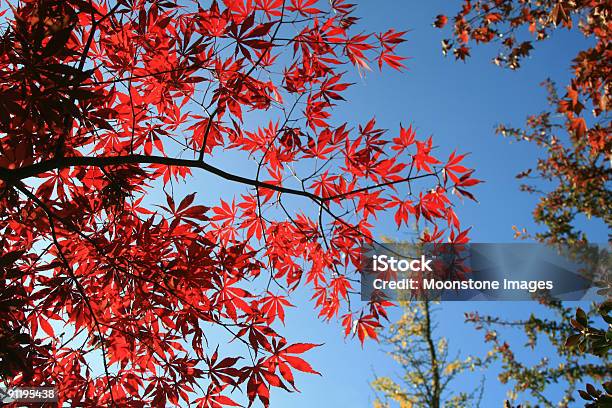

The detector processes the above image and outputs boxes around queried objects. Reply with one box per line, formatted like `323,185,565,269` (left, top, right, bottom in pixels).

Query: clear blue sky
154,1,607,406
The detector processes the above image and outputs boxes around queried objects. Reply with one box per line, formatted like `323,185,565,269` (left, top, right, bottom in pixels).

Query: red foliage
435,0,610,243
0,0,478,406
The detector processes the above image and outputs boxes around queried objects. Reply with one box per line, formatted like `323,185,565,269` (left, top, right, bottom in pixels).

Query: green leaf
570,318,584,331
564,334,581,348
586,383,600,397
578,390,593,400
575,308,588,327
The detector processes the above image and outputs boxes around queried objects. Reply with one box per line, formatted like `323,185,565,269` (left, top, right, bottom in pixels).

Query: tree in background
372,301,490,408
434,3,611,405
434,0,610,244
466,296,610,407
372,297,609,408
0,0,481,406
566,301,612,406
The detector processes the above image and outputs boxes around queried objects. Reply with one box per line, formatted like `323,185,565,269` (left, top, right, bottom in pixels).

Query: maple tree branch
12,180,261,370
1,154,442,218
0,0,481,403
322,172,439,202
91,63,211,86
54,1,124,159
199,1,287,161
14,183,118,407
0,154,323,202
198,107,218,161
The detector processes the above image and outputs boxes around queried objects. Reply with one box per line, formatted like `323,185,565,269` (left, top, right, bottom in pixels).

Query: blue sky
258,1,605,406
147,1,606,406
2,0,604,405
